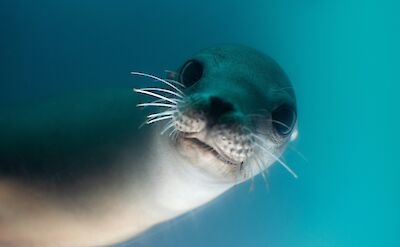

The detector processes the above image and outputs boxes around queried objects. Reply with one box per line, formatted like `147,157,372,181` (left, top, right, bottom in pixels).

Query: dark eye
179,60,203,87
271,104,296,136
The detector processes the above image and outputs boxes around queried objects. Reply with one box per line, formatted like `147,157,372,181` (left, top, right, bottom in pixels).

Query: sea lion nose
209,96,235,120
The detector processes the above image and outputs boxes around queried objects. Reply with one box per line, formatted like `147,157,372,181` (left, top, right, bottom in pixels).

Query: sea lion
0,44,298,246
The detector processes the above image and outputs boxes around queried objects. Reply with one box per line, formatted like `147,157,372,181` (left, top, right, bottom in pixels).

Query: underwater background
0,0,399,246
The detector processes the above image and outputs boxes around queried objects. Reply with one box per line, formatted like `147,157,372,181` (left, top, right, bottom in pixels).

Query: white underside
0,131,234,247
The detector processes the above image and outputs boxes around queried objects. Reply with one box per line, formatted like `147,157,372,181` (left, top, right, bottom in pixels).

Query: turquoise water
1,0,399,246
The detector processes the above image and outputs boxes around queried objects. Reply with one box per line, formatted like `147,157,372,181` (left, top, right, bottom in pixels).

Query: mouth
182,136,239,166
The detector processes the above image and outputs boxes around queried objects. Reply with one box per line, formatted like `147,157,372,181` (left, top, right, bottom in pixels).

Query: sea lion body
0,90,230,246
0,45,297,246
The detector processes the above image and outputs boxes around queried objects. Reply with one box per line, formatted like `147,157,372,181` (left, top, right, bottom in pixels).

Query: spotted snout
173,95,254,164
212,125,254,163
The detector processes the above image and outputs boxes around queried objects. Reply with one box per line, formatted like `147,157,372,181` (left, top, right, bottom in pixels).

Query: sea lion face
171,45,297,183
134,45,297,183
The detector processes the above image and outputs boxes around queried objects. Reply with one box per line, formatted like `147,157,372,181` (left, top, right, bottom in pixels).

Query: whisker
147,110,176,120
253,154,269,190
133,88,181,104
170,130,178,141
131,71,184,95
137,102,177,108
246,115,291,131
165,79,185,88
270,119,291,130
138,119,148,129
171,129,180,142
150,99,166,103
245,126,298,178
234,161,241,185
136,100,167,115
246,113,266,119
171,129,177,138
164,70,186,88
161,121,175,135
146,115,174,125
164,69,176,74
136,87,184,98
252,134,298,178
253,140,298,178
139,112,170,129
168,128,176,137
246,109,269,118
288,145,308,163
164,69,177,79
247,160,255,192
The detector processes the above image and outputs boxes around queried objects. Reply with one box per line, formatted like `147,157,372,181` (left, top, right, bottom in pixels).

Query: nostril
209,96,235,116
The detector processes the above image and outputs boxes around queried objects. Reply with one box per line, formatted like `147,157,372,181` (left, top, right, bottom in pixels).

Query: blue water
1,0,399,246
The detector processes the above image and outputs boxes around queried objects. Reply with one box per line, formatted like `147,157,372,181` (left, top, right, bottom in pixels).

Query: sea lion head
134,44,297,184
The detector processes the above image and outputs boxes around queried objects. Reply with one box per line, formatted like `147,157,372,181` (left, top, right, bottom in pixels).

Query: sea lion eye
179,60,203,87
271,104,296,136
